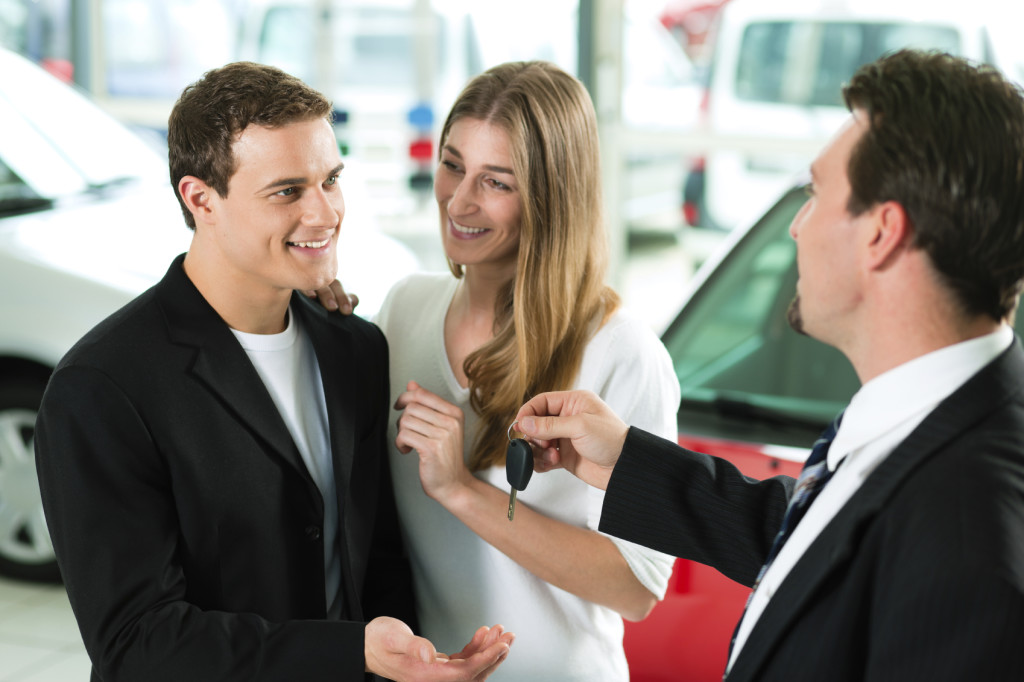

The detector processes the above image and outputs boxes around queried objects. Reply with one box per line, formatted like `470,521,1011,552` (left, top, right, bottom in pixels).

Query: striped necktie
758,410,844,576
729,411,844,660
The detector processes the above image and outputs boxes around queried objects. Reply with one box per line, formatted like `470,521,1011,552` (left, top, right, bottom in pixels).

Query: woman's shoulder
581,305,675,381
378,272,457,320
389,271,454,296
590,306,663,350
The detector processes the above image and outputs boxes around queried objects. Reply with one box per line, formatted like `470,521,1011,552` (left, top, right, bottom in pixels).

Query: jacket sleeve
35,365,369,681
599,427,795,587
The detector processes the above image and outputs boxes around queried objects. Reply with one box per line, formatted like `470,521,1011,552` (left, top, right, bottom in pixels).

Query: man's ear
178,176,215,225
865,200,911,271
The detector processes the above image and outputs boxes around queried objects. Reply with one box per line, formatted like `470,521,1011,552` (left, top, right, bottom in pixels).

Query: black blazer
35,254,415,681
601,340,1024,681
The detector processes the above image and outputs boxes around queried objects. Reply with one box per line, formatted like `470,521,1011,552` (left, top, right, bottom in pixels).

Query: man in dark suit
515,50,1024,681
34,62,512,681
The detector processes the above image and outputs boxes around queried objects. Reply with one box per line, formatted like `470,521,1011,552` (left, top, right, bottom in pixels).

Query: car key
506,423,534,521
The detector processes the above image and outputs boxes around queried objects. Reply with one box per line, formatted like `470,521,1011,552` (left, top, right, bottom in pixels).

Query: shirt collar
827,326,1013,469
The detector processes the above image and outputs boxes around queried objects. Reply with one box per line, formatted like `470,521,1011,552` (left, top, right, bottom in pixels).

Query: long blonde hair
439,61,619,471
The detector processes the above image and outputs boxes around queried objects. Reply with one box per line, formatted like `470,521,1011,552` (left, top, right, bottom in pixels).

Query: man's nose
302,187,342,227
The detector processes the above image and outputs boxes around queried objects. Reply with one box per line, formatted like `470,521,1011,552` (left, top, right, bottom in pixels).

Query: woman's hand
304,279,358,314
394,380,472,502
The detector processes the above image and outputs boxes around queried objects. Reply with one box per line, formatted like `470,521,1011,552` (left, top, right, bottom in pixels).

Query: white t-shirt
376,273,680,682
230,308,342,618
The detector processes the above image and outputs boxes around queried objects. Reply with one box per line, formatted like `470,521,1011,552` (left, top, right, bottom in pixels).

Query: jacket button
304,525,322,541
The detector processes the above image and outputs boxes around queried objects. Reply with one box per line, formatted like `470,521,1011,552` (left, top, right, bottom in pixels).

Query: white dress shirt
727,325,1013,672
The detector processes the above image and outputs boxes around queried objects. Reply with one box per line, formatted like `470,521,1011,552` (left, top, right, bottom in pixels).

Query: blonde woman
323,61,680,680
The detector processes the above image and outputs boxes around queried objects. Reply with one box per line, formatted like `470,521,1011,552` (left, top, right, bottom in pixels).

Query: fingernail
521,417,535,432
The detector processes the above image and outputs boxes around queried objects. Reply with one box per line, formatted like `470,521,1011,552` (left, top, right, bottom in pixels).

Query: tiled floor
0,578,90,681
0,227,724,682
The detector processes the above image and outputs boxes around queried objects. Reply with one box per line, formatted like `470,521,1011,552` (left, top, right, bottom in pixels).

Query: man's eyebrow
441,144,513,175
257,163,345,193
258,177,304,193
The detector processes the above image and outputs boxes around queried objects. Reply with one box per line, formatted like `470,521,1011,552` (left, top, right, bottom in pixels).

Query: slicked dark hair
167,61,332,229
843,49,1024,321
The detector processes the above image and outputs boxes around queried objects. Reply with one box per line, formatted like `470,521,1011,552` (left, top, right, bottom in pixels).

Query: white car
689,0,1010,232
0,47,418,582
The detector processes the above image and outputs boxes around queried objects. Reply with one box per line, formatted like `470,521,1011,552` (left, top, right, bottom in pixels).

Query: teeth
289,238,329,248
453,221,486,235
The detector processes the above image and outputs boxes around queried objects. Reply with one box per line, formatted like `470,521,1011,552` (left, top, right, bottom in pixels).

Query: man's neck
849,314,1002,385
182,251,291,334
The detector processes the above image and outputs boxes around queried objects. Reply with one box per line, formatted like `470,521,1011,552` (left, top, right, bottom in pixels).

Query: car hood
0,184,193,295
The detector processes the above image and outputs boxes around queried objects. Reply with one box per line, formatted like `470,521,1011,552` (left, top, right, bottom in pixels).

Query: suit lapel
291,293,356,498
727,340,1024,681
154,255,312,483
291,295,363,619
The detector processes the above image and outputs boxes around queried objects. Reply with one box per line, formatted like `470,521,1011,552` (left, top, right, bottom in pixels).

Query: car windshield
664,185,1024,437
0,50,166,202
663,187,860,428
736,21,961,107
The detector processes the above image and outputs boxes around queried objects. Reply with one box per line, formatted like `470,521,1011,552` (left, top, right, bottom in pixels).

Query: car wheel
0,377,60,582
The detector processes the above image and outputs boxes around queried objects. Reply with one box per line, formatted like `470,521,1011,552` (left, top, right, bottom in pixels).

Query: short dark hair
167,62,333,229
843,49,1024,321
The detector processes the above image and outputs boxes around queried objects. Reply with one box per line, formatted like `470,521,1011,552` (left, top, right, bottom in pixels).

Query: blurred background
3,1,1024,679
4,0,1023,328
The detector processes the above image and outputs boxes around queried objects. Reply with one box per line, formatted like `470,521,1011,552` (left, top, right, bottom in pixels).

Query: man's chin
787,294,808,336
302,264,339,294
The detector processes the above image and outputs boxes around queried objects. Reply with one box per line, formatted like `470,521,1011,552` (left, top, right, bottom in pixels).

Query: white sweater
376,272,680,681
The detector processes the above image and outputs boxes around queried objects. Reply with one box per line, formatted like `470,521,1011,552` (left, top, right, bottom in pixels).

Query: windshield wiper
0,195,54,217
679,390,829,431
87,175,140,195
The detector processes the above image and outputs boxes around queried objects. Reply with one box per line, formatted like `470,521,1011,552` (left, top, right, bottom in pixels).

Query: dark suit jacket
35,254,415,681
601,340,1024,681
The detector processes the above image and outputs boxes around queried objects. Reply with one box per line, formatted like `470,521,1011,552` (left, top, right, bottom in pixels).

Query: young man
35,62,511,681
516,50,1024,680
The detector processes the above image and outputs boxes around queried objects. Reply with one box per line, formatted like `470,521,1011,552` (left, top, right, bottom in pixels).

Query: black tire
0,376,61,583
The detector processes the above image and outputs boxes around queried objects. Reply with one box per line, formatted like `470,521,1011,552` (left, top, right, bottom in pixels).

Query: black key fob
506,438,534,491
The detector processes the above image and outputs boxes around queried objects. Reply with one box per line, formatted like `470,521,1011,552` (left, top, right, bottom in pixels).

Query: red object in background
409,138,433,162
623,434,803,681
659,0,732,59
41,58,74,83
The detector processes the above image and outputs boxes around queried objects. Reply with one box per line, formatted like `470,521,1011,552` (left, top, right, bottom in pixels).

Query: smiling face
435,118,522,276
193,117,344,308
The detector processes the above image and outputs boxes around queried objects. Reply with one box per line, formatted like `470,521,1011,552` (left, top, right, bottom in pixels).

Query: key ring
507,421,519,442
